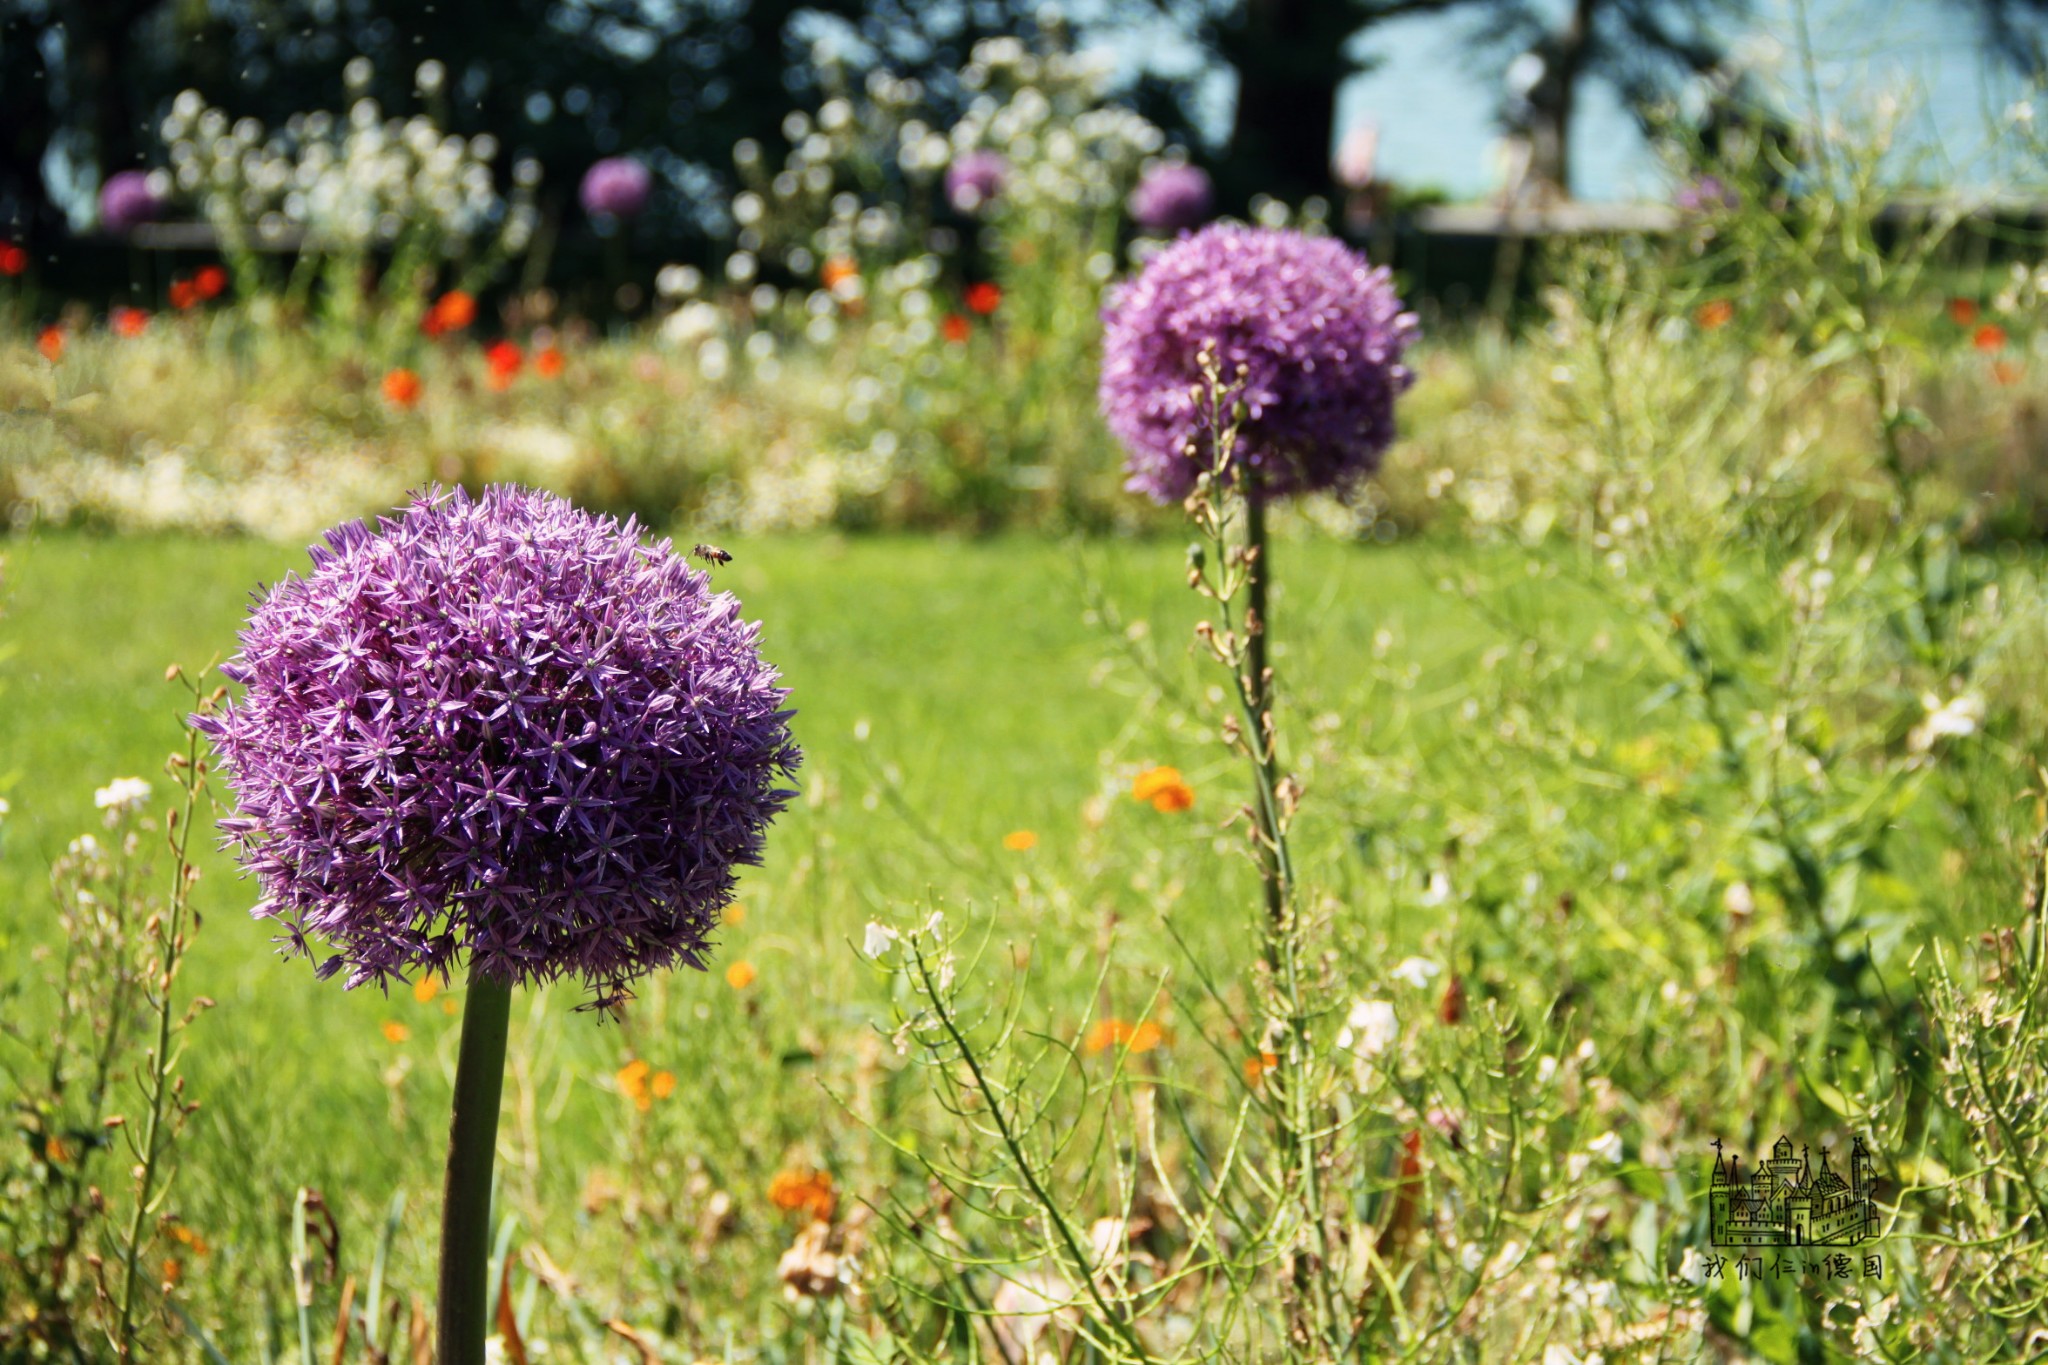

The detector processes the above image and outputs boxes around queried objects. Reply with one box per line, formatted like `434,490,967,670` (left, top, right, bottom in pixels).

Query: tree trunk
1222,0,1353,210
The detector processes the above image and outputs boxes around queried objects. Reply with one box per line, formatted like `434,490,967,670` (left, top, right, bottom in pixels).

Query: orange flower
1694,299,1734,330
111,307,148,338
965,281,1002,315
1994,359,2024,386
1131,766,1194,813
381,1020,410,1044
412,973,443,1003
534,345,564,378
767,1168,837,1222
1948,297,1979,326
942,312,970,344
44,1135,73,1164
1002,829,1038,851
617,1058,654,1111
36,326,63,363
1084,1017,1166,1055
651,1070,676,1099
195,265,228,299
162,1259,181,1287
423,290,476,336
169,278,200,310
723,902,747,926
1975,323,2008,353
725,960,757,989
820,257,858,290
486,339,522,375
1242,1051,1279,1086
381,367,423,409
0,243,25,276
167,1223,211,1257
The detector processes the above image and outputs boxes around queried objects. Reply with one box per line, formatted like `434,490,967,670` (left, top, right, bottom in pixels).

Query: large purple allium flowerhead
944,150,1008,214
197,486,801,1000
579,157,653,219
1099,224,1419,503
1128,163,1214,234
99,170,163,234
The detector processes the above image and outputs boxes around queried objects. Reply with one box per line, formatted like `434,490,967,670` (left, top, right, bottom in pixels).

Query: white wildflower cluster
94,776,151,824
947,41,1164,217
158,86,537,255
731,35,1168,284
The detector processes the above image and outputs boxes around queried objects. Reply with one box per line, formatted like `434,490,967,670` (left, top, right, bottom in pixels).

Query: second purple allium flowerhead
944,150,1008,213
99,170,163,233
1099,224,1419,503
579,157,653,219
1128,163,1214,234
198,486,801,1000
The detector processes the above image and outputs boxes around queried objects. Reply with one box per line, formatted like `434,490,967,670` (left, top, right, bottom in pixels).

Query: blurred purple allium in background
99,170,163,233
1675,174,1739,213
579,157,653,219
1128,163,1215,234
198,486,801,999
1099,224,1419,503
944,150,1008,213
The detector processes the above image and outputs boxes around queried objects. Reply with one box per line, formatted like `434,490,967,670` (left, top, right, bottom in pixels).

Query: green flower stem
437,966,512,1365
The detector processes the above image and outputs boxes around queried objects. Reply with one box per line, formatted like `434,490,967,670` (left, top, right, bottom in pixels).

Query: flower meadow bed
12,33,2048,1365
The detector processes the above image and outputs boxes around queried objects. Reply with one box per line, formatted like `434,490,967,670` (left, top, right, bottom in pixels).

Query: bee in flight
692,543,733,566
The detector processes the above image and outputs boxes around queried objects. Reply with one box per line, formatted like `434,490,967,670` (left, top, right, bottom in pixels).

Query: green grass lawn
2,529,1553,1336
3,527,2031,1357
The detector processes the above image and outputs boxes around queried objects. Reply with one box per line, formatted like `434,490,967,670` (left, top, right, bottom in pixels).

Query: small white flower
1337,999,1399,1060
1419,871,1452,907
922,910,945,937
0,797,10,820
1910,692,1984,752
1678,1245,1706,1283
862,922,899,958
94,777,151,820
1586,1131,1625,1164
1390,956,1442,989
1723,881,1755,918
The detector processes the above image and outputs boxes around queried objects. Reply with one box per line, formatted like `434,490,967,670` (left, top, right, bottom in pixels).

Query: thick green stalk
436,967,512,1365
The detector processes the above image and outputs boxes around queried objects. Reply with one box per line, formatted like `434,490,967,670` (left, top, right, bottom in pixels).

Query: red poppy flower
485,339,523,376
423,290,477,337
169,279,200,310
965,281,1002,315
942,312,970,344
1993,359,2023,386
1949,298,1979,326
382,368,423,408
111,307,148,338
195,265,228,299
0,244,26,276
36,326,64,363
1975,323,2008,353
534,345,564,378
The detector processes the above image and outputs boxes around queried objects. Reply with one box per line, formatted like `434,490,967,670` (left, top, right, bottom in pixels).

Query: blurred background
9,0,2048,307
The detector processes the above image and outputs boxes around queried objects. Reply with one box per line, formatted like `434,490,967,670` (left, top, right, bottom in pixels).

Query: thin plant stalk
436,966,513,1365
1181,350,1339,1349
111,682,209,1358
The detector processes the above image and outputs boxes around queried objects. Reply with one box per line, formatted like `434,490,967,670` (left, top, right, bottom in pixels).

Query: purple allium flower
944,150,1008,214
1675,174,1738,213
197,486,801,999
1128,163,1214,234
1099,224,1419,503
99,170,163,233
579,157,653,219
